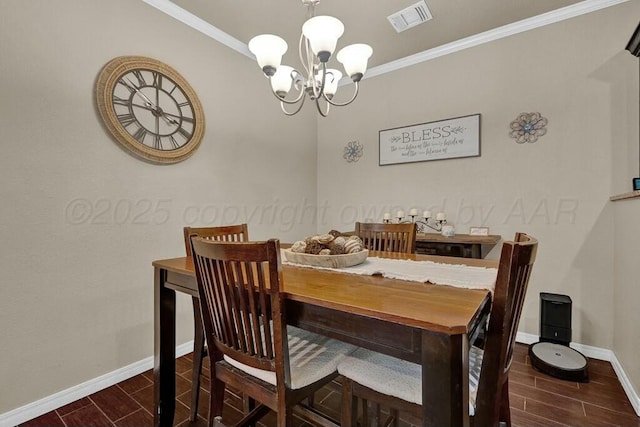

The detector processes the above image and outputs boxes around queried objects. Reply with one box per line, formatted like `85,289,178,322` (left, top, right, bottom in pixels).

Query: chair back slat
355,222,417,254
474,232,537,426
182,224,251,420
229,260,249,353
183,224,249,256
191,238,285,373
244,263,260,357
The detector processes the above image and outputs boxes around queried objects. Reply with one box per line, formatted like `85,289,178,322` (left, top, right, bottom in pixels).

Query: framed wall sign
633,177,640,191
379,114,480,166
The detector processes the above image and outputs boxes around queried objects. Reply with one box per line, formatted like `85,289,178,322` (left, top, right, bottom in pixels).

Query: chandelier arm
314,96,329,117
269,84,305,105
324,81,359,107
311,61,326,100
280,95,306,116
298,33,311,77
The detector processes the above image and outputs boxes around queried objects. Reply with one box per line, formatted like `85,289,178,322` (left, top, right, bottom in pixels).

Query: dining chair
183,224,249,421
354,222,417,254
190,237,357,427
338,232,538,427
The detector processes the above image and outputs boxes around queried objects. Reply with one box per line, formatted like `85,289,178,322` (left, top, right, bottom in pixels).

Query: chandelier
248,0,373,117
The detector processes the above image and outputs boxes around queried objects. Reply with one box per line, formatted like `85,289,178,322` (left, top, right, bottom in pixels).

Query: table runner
282,252,498,291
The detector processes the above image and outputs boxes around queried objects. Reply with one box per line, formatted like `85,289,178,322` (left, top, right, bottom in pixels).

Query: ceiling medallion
247,0,373,117
510,112,548,144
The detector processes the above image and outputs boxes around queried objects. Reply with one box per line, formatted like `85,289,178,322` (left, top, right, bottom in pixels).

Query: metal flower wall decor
510,112,548,143
343,140,363,162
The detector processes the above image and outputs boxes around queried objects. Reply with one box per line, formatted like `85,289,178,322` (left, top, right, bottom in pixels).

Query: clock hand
121,79,185,128
159,111,180,126
131,102,180,125
123,77,159,110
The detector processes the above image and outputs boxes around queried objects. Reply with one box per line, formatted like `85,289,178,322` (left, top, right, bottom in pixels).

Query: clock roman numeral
133,127,147,143
119,79,136,94
113,95,129,106
177,127,192,140
117,113,136,127
152,72,163,89
168,135,180,149
153,134,161,150
132,70,146,87
178,101,190,108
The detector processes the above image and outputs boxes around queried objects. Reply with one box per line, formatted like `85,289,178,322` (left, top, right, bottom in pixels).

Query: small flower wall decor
343,140,363,163
510,112,548,143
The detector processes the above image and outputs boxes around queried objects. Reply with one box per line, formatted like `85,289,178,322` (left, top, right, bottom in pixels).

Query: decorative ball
348,235,363,245
331,236,346,248
290,240,307,253
315,234,335,244
330,241,346,255
328,229,343,238
344,239,363,254
305,240,323,255
294,231,364,256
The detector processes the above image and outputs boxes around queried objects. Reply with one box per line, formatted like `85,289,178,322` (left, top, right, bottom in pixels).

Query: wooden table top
153,251,497,335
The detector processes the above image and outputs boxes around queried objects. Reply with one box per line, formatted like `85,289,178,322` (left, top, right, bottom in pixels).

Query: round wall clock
96,56,205,164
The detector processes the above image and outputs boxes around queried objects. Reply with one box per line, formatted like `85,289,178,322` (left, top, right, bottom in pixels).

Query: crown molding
141,0,252,58
142,0,629,84
366,0,629,79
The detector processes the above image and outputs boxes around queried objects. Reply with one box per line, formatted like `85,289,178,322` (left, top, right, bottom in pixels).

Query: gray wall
1,0,639,417
317,1,638,355
614,198,640,399
0,0,317,413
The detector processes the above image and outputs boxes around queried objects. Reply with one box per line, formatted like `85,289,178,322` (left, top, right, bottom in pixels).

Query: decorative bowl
283,249,368,268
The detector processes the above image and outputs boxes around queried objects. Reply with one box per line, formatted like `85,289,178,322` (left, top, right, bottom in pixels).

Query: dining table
153,250,498,427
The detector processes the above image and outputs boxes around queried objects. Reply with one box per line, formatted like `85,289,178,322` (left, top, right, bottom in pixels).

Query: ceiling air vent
387,0,433,33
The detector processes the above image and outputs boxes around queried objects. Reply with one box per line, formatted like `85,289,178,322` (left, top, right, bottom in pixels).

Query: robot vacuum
529,341,589,382
528,293,589,382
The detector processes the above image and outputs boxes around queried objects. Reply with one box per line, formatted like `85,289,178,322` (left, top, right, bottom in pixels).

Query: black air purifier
528,293,589,382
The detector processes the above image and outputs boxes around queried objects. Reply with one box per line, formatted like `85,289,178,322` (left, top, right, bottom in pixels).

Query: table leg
154,267,176,427
421,330,469,427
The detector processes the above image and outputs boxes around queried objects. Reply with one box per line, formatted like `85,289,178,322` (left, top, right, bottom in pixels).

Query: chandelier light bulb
337,43,373,82
270,66,294,98
316,69,342,98
302,16,344,63
248,34,288,76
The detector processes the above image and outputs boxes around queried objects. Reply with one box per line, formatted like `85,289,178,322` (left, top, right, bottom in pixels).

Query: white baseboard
516,332,640,416
0,341,194,427
516,332,614,361
610,352,640,416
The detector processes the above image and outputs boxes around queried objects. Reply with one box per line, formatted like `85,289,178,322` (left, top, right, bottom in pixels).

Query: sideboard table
415,233,501,259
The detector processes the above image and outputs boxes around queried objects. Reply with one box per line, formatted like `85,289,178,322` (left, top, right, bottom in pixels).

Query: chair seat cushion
337,346,484,416
223,325,357,390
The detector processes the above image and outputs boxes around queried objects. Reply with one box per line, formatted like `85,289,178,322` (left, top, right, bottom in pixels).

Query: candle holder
384,211,447,232
410,214,447,233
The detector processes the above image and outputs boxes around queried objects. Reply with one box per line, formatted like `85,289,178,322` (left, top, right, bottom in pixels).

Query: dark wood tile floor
18,344,640,427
